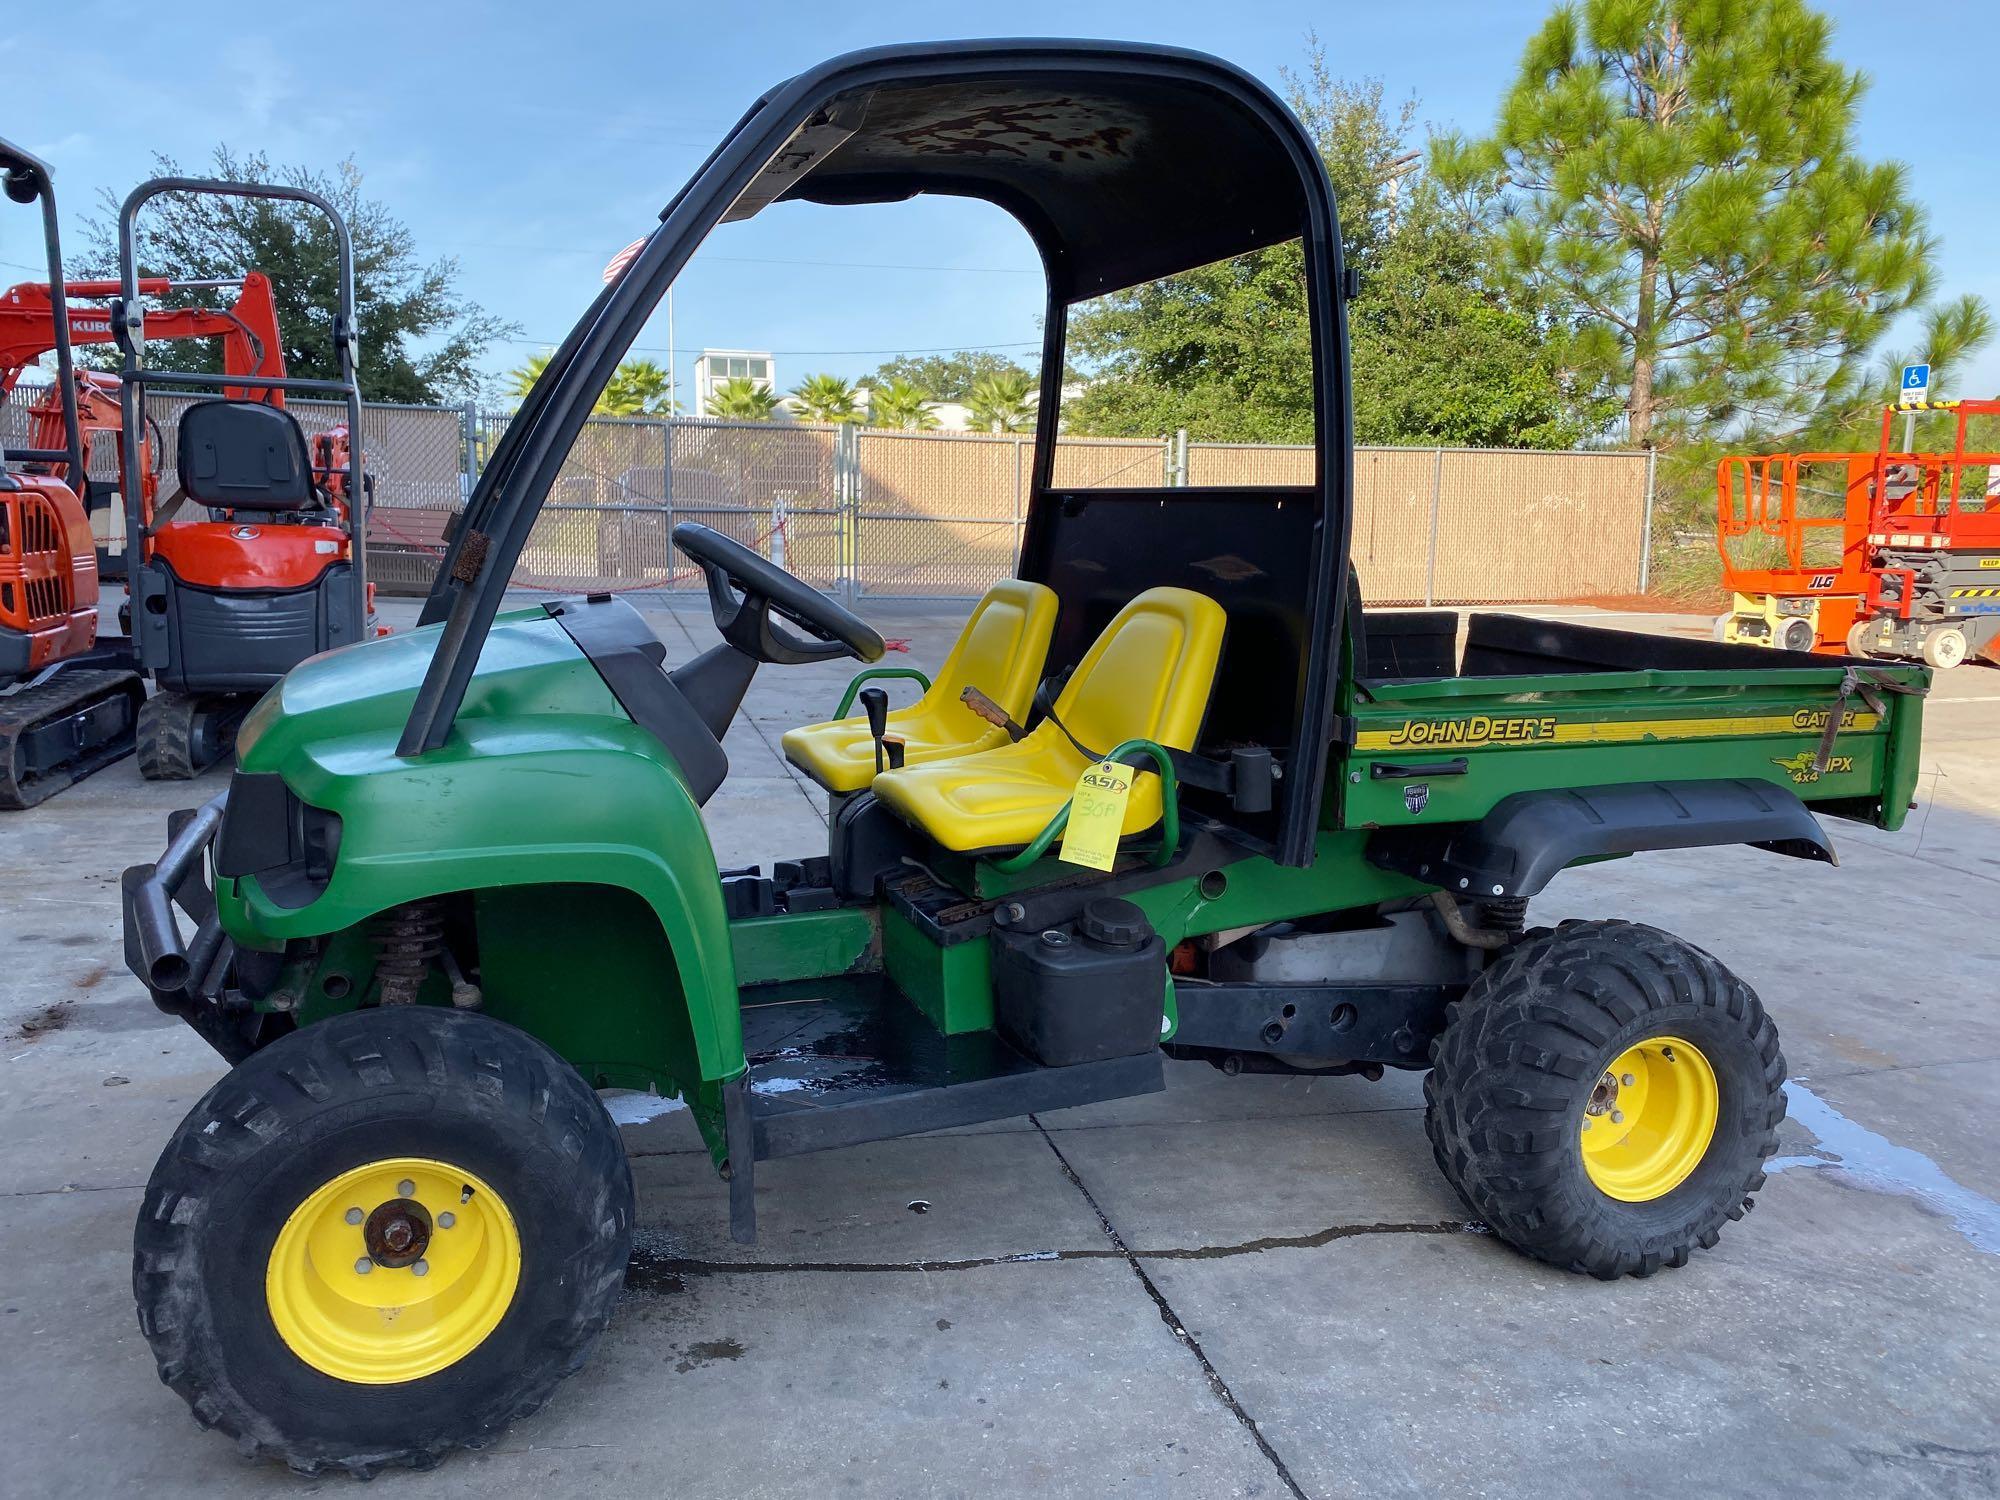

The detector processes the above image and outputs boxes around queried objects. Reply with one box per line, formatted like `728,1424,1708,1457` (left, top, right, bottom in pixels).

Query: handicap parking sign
1900,363,1931,404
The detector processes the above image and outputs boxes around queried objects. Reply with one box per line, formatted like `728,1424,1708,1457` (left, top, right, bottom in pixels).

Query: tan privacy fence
70,393,1653,602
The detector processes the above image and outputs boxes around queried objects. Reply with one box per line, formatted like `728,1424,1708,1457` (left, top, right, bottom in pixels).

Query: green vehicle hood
234,606,629,773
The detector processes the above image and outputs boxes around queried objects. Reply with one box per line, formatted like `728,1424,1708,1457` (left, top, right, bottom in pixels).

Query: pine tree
1431,0,1976,446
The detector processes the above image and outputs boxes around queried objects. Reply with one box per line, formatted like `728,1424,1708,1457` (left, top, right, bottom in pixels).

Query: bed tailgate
1340,662,1928,834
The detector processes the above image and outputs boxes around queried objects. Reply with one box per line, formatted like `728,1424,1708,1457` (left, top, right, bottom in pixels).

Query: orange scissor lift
1716,398,2000,668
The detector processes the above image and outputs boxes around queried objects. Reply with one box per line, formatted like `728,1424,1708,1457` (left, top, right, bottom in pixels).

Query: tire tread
133,1007,633,1476
1423,919,1785,1279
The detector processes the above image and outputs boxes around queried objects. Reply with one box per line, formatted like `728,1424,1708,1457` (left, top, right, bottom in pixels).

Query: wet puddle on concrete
1770,1080,2000,1255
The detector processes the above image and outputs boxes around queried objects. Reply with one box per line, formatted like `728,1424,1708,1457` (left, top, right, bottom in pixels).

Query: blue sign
1901,363,1931,395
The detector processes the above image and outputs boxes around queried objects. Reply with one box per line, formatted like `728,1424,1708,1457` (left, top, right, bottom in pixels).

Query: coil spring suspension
1480,895,1529,937
373,900,444,1005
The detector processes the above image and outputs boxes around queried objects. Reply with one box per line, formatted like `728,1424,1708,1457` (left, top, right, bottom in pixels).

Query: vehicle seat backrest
931,578,1058,731
1047,586,1227,756
178,400,315,512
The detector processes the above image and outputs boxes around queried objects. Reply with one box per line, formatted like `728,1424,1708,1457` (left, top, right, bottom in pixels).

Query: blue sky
8,1,1998,410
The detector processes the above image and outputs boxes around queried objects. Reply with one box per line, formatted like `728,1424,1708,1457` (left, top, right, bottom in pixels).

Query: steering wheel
672,521,884,666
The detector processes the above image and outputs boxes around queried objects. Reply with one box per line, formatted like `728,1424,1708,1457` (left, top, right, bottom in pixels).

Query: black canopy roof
733,61,1314,299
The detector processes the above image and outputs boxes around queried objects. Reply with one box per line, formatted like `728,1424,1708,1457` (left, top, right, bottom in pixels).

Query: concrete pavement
1,596,1996,1498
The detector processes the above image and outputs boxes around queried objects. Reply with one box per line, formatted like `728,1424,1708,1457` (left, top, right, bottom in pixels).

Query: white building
693,349,776,410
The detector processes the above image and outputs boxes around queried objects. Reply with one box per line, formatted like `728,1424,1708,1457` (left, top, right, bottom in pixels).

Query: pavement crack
623,1216,1472,1291
1028,1113,1314,1500
1805,1052,2000,1082
2,1182,147,1199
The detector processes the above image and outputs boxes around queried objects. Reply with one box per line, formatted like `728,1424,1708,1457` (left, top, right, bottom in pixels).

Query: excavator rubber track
0,667,145,809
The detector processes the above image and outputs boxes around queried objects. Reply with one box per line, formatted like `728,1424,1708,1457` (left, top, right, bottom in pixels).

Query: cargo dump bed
1341,611,1927,835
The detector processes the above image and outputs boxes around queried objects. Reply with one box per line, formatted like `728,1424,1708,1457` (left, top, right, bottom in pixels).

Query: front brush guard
122,794,286,1062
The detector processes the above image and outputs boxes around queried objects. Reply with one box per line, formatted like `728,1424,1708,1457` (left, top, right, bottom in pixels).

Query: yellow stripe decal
1354,711,1882,753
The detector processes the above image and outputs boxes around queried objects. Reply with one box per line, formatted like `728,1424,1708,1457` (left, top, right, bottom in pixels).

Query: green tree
504,351,554,404
704,376,782,420
84,146,512,404
1804,297,1994,450
1064,245,1316,443
1351,186,1618,447
789,372,861,423
504,352,677,416
1067,57,1592,448
600,357,675,417
869,350,1028,402
964,371,1038,433
866,377,940,431
1430,0,1970,447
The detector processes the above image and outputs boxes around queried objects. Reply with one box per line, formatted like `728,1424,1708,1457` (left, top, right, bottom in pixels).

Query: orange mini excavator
3,268,285,578
113,174,374,777
0,139,145,806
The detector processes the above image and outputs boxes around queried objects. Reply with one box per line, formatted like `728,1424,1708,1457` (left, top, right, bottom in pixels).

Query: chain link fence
7,383,1655,605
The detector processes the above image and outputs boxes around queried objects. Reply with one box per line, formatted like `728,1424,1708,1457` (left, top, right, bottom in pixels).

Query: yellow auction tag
1058,759,1132,871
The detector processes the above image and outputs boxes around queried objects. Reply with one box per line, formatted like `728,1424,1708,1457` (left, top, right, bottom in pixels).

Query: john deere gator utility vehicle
121,41,1929,1475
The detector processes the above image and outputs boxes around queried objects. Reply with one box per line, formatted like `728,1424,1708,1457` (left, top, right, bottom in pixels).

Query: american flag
602,237,648,285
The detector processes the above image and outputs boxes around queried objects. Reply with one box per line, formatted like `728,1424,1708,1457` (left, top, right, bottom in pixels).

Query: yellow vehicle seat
871,586,1226,853
781,578,1058,793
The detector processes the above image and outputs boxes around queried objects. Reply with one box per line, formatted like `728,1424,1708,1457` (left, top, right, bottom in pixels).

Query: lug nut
397,1179,416,1197
412,1260,430,1277
1611,1110,1625,1124
354,1258,373,1275
438,1211,456,1229
1621,1073,1636,1087
1581,1119,1593,1131
345,1208,363,1225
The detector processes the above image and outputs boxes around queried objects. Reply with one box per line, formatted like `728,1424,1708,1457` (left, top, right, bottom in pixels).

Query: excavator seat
871,586,1226,854
782,578,1058,793
177,400,318,513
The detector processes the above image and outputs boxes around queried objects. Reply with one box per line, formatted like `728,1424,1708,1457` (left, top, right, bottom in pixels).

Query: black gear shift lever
859,687,889,774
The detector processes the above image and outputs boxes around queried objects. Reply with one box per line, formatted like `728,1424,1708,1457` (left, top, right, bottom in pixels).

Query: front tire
1424,920,1785,1279
133,1007,634,1476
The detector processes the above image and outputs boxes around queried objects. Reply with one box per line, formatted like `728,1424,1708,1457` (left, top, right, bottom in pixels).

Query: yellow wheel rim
1579,1036,1719,1202
265,1157,522,1384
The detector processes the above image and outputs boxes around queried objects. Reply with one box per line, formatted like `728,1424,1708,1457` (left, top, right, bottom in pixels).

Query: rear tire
1844,619,1876,659
1424,919,1785,1279
133,1007,635,1476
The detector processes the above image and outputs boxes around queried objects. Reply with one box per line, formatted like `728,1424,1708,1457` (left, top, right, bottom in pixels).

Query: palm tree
504,352,677,417
705,376,783,420
504,350,554,403
867,377,939,431
964,371,1037,433
600,358,675,417
789,372,861,423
